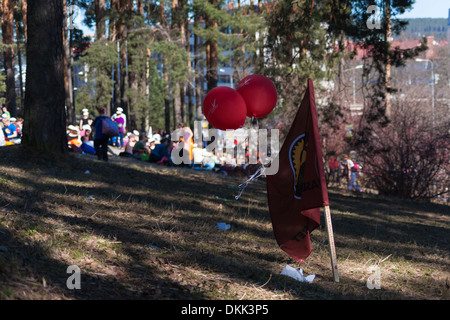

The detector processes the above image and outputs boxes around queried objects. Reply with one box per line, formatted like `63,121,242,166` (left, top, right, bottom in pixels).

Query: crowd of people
66,107,260,177
1,105,365,190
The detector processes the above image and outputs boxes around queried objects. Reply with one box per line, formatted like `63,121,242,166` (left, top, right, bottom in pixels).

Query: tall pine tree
23,0,67,153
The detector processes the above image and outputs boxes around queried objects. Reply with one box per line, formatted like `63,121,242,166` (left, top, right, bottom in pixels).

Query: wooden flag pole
324,205,339,282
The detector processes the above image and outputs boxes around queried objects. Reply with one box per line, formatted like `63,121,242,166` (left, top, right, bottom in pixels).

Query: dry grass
0,145,448,300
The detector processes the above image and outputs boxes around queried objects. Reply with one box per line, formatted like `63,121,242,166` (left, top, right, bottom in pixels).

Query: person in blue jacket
149,138,171,163
91,107,110,161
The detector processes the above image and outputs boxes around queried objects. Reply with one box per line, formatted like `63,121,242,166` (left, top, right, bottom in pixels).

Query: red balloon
237,74,278,118
203,86,247,130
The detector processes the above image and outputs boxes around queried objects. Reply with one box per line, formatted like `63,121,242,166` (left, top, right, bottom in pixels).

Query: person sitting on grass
67,125,82,153
119,133,137,158
80,124,92,139
9,118,19,136
149,138,172,164
2,114,20,144
80,136,96,155
132,134,150,160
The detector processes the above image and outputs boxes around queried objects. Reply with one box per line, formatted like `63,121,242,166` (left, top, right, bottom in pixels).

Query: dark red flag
266,79,329,264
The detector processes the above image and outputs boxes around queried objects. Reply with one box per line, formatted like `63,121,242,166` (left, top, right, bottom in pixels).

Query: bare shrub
355,99,449,200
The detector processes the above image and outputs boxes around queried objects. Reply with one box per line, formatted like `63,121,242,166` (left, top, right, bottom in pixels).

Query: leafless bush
355,99,449,201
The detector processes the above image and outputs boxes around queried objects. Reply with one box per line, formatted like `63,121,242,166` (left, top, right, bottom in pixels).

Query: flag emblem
289,133,308,199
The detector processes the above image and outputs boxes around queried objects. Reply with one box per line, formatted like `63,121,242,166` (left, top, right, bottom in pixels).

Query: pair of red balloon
203,74,278,130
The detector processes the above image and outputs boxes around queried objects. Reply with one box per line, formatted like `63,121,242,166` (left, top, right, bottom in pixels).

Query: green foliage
194,1,264,73
0,42,14,106
76,39,118,111
74,85,95,114
124,15,178,130
129,60,166,130
0,72,6,106
151,40,189,87
260,0,339,127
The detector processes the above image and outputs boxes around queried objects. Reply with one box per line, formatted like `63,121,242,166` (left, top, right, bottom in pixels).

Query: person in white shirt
344,154,362,192
111,107,127,148
112,107,127,128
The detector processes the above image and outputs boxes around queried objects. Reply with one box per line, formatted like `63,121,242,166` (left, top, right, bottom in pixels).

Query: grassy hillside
0,145,448,300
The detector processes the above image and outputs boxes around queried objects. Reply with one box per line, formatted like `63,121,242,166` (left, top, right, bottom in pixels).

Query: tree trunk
95,0,110,115
113,42,121,112
239,0,246,81
128,0,140,130
163,52,171,133
137,0,144,15
110,0,120,112
384,0,392,119
193,11,203,120
63,0,75,124
119,0,128,116
95,0,106,41
185,12,194,127
22,0,28,44
23,0,67,153
16,20,24,111
179,0,188,124
2,0,17,117
143,48,150,133
205,0,218,92
160,1,171,135
172,0,182,127
129,54,138,129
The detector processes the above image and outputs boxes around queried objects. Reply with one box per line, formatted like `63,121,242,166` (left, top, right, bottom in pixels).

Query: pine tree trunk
22,0,28,44
164,72,171,135
23,0,67,153
172,0,182,127
2,0,17,117
161,2,171,135
143,48,150,133
119,0,129,118
16,20,24,111
128,0,141,130
232,0,243,84
179,0,188,124
110,0,119,112
205,0,218,92
113,42,121,111
95,0,106,41
95,0,108,115
129,54,138,129
63,0,75,124
138,1,147,112
193,12,203,120
384,0,392,118
138,2,148,132
185,14,194,127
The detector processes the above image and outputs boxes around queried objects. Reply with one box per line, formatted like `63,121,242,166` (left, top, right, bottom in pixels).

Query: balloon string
250,116,259,130
235,165,266,200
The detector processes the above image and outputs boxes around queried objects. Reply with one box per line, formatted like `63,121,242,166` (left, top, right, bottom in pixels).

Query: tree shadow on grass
0,146,448,300
327,191,449,254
